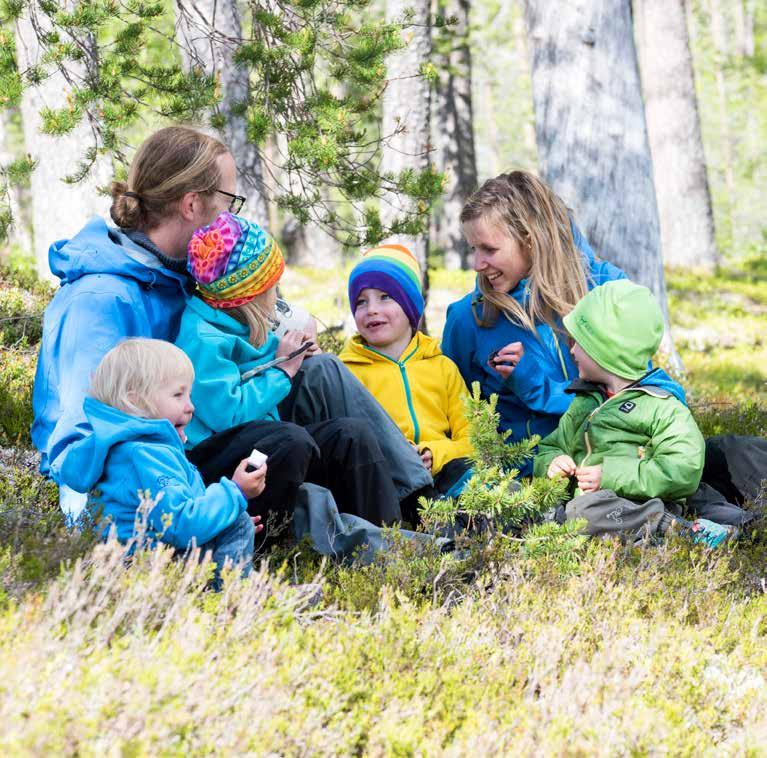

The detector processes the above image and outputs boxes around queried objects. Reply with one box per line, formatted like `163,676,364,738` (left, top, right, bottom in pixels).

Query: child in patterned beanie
175,212,404,532
340,245,475,517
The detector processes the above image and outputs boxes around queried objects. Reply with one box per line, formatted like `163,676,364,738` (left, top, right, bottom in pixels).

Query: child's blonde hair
227,290,276,347
90,338,194,418
460,171,589,333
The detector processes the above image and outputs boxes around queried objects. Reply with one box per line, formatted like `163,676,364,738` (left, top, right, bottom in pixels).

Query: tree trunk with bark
524,0,683,371
14,7,111,278
433,0,477,270
634,0,718,271
0,108,33,254
381,0,432,290
175,0,269,223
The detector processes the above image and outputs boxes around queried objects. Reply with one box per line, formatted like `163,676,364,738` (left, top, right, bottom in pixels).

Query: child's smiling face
354,287,412,352
150,375,195,443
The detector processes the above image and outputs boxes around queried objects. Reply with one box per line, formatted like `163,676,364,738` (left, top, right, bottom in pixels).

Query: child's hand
276,330,308,378
489,341,524,379
576,464,602,493
547,455,576,479
233,460,268,499
420,447,433,471
251,514,265,534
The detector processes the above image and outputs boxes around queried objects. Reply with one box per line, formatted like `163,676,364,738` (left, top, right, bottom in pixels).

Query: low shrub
0,348,35,446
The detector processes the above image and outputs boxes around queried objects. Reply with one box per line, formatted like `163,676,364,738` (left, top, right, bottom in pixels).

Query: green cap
563,280,663,380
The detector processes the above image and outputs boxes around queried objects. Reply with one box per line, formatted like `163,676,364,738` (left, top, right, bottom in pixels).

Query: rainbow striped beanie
187,211,284,309
348,244,424,329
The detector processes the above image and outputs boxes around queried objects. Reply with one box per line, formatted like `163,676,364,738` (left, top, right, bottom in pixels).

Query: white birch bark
381,0,432,278
175,0,269,223
14,7,111,279
524,0,683,371
634,0,718,270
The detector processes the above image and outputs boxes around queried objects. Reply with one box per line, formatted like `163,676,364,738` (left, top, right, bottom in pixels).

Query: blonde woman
441,171,626,473
33,126,430,521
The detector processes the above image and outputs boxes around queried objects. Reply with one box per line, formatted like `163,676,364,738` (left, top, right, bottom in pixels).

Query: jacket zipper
579,385,669,467
363,342,421,444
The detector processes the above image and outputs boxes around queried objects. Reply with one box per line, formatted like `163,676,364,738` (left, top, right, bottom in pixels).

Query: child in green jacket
534,280,736,548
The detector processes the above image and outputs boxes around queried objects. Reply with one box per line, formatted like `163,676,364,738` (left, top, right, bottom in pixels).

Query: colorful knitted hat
348,244,424,329
187,211,284,309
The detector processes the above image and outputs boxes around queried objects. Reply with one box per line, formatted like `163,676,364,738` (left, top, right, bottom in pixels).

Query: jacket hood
50,216,189,290
60,396,183,493
567,367,687,406
563,280,663,380
339,332,443,365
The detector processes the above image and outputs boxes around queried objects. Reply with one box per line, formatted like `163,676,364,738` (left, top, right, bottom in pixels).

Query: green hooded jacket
533,378,705,502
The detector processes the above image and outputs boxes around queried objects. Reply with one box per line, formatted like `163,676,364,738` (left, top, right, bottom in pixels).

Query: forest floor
0,259,766,753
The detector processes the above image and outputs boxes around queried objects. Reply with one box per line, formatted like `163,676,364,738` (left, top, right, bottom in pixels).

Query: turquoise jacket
175,296,293,448
59,397,246,547
441,225,626,451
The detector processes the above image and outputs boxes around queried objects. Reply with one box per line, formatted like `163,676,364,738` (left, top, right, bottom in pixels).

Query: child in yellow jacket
340,245,474,513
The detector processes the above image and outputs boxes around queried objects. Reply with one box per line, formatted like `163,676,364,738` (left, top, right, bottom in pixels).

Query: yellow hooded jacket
339,332,473,476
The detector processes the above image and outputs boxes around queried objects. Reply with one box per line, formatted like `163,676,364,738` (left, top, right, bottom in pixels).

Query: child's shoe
663,512,738,549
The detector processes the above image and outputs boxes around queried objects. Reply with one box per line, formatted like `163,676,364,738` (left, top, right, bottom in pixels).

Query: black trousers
187,418,401,527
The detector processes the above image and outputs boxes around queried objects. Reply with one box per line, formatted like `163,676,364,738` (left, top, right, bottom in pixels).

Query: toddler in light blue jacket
60,338,267,584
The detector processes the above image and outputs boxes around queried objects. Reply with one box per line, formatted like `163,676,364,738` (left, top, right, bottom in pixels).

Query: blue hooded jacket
60,397,246,547
31,218,192,481
175,296,293,448
441,225,626,452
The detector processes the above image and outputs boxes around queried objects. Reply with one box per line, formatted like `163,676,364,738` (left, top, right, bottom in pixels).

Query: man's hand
488,341,524,379
547,455,576,479
576,464,602,493
233,460,268,499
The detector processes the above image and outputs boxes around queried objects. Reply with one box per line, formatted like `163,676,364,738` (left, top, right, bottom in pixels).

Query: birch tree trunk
15,6,111,278
634,0,718,271
524,0,683,371
381,0,432,283
175,0,268,223
433,0,477,270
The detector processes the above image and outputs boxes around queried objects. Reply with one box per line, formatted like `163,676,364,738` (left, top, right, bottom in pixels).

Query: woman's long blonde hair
227,291,276,347
460,171,589,333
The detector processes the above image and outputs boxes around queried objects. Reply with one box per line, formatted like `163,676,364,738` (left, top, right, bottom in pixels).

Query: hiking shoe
689,518,739,549
665,514,739,549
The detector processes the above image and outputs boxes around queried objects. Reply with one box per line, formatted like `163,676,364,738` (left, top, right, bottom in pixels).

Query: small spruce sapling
419,382,569,533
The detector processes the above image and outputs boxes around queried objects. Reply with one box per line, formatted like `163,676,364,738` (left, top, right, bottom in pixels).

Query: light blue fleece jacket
175,296,293,448
60,397,246,547
31,217,191,482
441,224,627,454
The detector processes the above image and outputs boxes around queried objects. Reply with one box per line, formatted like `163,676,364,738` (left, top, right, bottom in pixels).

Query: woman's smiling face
463,216,531,293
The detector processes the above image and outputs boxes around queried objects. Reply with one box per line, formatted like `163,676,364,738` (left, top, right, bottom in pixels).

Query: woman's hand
276,330,308,378
233,460,268,499
488,341,524,379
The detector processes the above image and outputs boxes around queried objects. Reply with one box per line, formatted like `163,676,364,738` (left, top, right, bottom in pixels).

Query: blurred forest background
1,0,765,280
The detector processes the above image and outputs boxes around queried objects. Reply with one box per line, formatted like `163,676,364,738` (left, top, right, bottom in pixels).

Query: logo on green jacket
619,401,636,414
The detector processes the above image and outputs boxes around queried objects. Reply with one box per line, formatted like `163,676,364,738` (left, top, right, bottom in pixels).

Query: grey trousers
565,489,665,538
277,353,433,499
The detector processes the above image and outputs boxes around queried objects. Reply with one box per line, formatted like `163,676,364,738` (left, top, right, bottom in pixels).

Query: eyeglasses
215,189,246,215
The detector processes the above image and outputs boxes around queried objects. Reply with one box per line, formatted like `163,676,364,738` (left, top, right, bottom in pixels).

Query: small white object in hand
248,448,268,469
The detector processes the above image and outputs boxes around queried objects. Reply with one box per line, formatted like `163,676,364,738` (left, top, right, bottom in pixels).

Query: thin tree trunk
0,108,33,254
434,0,477,270
175,0,269,223
15,6,111,279
524,0,683,373
709,0,735,203
381,0,433,306
635,0,718,271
